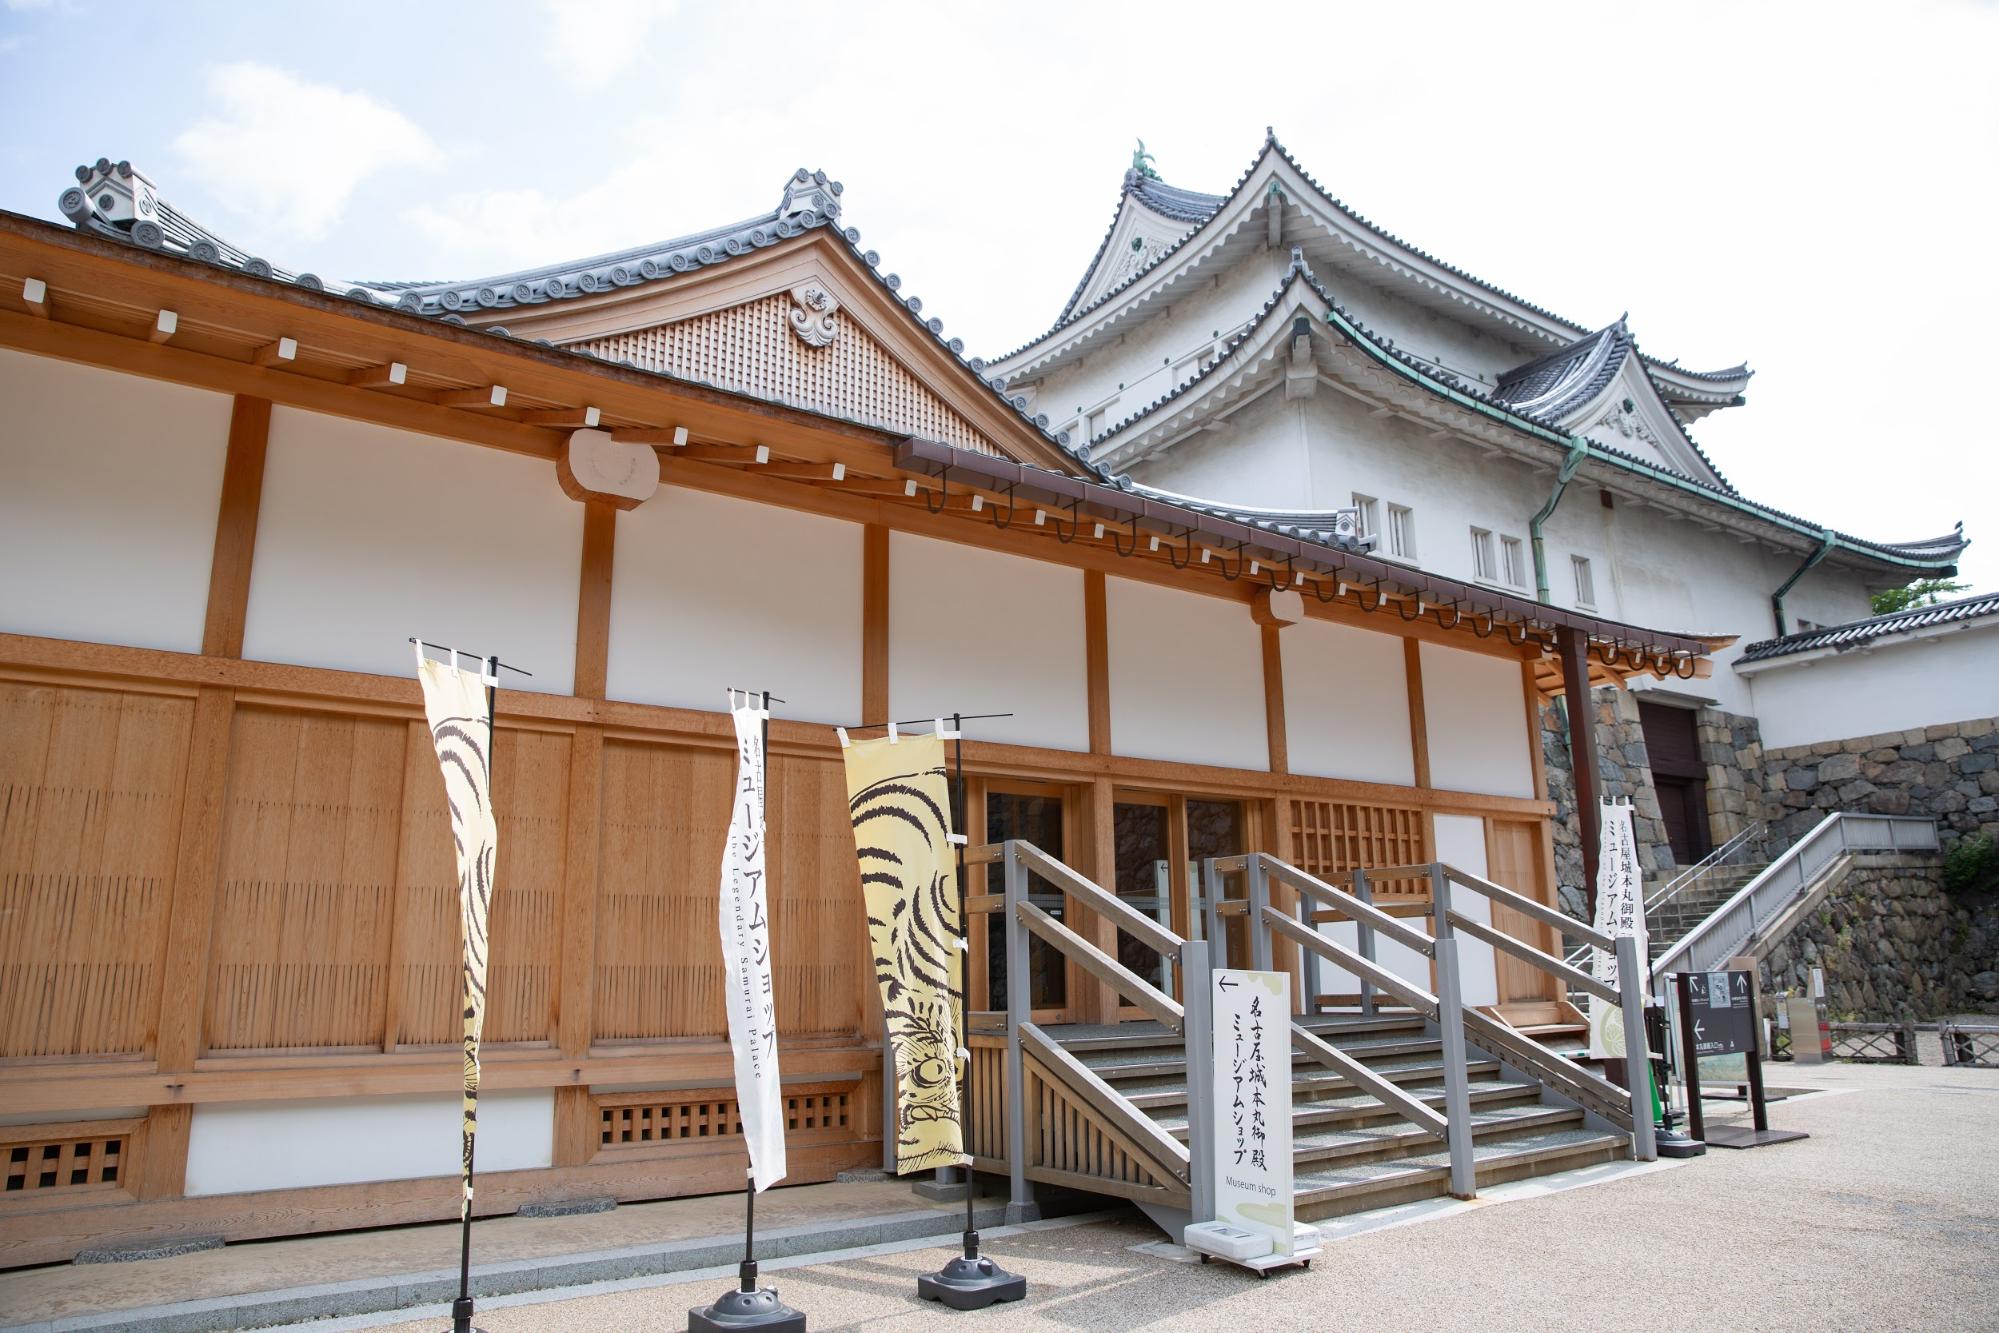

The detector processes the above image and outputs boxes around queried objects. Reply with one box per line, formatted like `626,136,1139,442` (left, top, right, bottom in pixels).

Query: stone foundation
1759,718,1999,850
1758,854,1999,1019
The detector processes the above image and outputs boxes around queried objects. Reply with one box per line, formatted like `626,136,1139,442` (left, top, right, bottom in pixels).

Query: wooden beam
522,405,601,428
1261,622,1287,774
1405,638,1431,789
432,384,508,408
148,309,178,344
346,361,408,388
557,726,603,1058
1522,658,1548,802
133,1106,192,1201
199,396,272,659
672,444,768,466
573,502,616,701
862,524,889,726
764,462,846,483
153,686,235,1074
1556,625,1601,912
1085,569,1110,755
251,336,297,368
611,427,688,447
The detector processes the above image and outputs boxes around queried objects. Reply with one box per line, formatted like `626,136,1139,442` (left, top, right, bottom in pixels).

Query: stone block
1838,780,1878,803
1928,723,1961,741
1971,797,1997,815
1818,753,1862,783
1961,753,1996,774
1936,736,1972,761
1903,729,1930,747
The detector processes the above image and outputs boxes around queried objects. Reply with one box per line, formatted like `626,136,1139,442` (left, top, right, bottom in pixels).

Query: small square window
1500,536,1525,588
1386,504,1415,559
1351,493,1379,539
1470,527,1496,582
1572,554,1596,607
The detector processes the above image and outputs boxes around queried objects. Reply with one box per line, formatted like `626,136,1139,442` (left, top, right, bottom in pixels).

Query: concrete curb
6,1203,1013,1333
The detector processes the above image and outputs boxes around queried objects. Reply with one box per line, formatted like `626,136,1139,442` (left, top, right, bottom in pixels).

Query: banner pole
916,712,1026,1310
738,689,770,1294
452,655,497,1333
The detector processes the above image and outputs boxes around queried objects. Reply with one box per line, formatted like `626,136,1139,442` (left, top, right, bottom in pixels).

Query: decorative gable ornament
788,282,841,348
1593,401,1662,449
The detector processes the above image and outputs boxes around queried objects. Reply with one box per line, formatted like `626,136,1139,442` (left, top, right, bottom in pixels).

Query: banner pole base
916,1228,1027,1311
689,1264,805,1333
449,1295,484,1333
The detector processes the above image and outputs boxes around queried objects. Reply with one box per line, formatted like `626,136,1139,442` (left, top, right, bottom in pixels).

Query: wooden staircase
1043,1011,1627,1227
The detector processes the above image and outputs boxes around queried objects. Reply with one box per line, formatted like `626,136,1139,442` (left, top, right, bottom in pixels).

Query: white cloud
542,0,677,90
171,63,439,243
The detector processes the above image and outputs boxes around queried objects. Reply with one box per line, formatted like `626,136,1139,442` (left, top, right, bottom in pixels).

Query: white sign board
719,700,785,1191
1587,801,1648,1059
1212,969,1294,1256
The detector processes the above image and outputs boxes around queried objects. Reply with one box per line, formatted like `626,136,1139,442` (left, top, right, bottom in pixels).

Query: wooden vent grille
1291,800,1426,894
595,1081,856,1153
4,1133,126,1194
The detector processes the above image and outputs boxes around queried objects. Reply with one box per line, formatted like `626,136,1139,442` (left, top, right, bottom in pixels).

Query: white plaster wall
1106,577,1267,771
610,487,861,725
888,533,1088,751
1282,617,1415,786
242,409,579,693
0,348,231,653
1314,917,1434,1005
1746,626,1999,750
1421,642,1535,799
184,1090,553,1196
1432,814,1498,1009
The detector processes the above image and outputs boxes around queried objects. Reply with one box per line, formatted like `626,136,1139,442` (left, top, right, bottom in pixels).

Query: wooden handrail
963,842,1005,866
1351,863,1437,881
1015,841,1183,958
1017,901,1185,1031
1290,1022,1447,1139
1446,865,1613,952
1263,909,1438,1020
1260,857,1435,957
964,893,1005,914
1017,1023,1191,1178
1447,911,1619,1005
1213,900,1249,917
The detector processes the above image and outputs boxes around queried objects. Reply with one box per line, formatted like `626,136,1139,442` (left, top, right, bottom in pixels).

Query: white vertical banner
1212,969,1294,1255
720,697,786,1191
1587,800,1648,1058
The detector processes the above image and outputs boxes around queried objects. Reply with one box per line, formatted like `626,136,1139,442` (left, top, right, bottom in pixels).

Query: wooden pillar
1556,626,1601,914
572,502,617,701
1405,638,1437,857
1084,570,1110,755
863,524,890,725
1260,623,1287,774
200,395,271,658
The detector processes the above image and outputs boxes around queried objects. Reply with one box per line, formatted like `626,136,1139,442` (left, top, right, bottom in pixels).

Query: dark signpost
1673,969,1807,1150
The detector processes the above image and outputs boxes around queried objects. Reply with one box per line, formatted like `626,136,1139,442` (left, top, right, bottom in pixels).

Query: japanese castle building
0,135,1989,1264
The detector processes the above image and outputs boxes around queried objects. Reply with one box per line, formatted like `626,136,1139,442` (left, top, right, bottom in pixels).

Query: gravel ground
349,1060,1998,1332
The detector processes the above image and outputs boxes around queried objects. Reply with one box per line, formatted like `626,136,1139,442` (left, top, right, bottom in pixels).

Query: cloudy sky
3,0,1993,590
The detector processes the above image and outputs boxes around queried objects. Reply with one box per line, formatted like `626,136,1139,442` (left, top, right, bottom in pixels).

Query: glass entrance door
1112,791,1247,1005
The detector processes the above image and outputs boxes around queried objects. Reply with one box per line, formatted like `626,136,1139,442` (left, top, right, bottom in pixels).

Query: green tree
1871,577,1968,616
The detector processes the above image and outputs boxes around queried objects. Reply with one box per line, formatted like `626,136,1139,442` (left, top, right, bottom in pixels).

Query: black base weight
917,1253,1027,1310
688,1285,806,1332
1704,1125,1808,1150
450,1295,486,1333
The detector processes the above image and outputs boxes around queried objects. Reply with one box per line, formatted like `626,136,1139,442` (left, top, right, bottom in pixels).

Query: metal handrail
1017,901,1184,1030
1263,908,1439,1020
1014,840,1185,959
1562,820,1765,969
1259,856,1437,958
1651,813,1939,982
1445,865,1614,953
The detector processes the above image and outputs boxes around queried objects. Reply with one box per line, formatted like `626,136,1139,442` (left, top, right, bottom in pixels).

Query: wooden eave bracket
20,276,49,317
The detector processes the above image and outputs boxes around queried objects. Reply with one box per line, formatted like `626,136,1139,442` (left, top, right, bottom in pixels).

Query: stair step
1083,1033,1443,1081
1152,1077,1540,1137
1292,1125,1630,1220
1289,1103,1579,1167
1122,1057,1501,1109
1049,1013,1425,1056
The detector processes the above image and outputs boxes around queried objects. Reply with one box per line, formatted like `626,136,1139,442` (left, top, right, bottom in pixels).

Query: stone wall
1540,687,1766,918
1758,854,1999,1018
1760,717,1999,850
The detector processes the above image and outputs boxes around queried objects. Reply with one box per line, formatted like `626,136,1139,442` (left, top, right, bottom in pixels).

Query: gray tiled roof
1080,250,1965,574
54,158,1074,455
1491,320,1633,418
1738,589,1998,662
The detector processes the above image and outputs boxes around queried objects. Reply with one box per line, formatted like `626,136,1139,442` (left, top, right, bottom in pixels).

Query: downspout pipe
1771,530,1837,637
1530,436,1590,605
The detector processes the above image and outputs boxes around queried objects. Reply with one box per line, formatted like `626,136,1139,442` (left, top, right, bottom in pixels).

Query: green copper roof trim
1314,306,1958,575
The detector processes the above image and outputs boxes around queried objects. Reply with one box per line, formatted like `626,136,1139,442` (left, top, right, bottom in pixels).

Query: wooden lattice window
1290,800,1426,896
594,1081,857,1156
3,1130,129,1194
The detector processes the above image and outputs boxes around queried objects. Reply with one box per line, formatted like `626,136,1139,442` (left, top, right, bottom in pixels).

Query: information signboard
1682,969,1756,1058
1211,969,1295,1258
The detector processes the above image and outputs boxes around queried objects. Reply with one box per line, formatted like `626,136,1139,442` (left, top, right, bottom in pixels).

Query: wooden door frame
969,775,1081,1024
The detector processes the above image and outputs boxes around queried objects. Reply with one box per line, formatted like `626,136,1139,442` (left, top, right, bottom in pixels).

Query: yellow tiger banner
414,647,499,1220
842,732,968,1175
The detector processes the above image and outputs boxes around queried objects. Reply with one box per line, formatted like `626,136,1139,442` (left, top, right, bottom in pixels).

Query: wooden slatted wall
1289,798,1427,895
